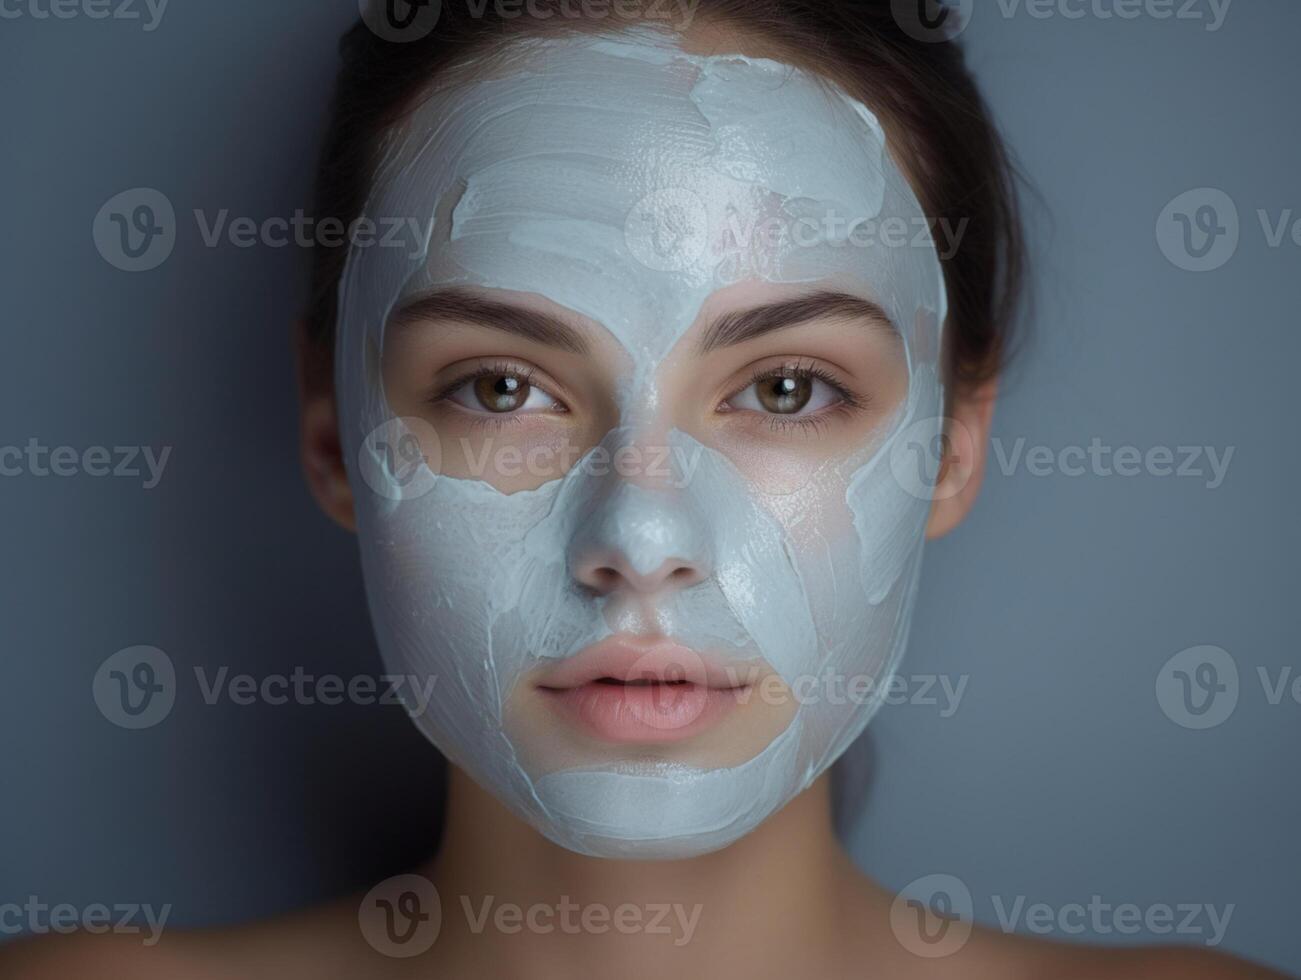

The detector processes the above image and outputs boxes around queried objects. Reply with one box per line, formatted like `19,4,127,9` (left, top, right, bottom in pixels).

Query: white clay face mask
336,29,948,859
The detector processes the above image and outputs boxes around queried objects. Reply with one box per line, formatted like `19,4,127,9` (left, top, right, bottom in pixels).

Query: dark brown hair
305,0,1025,398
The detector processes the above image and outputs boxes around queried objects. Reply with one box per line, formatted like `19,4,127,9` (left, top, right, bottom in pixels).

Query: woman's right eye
444,371,563,415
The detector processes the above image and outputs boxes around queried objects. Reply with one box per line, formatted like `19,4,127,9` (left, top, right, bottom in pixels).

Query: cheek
763,475,864,645
683,365,910,498
758,448,927,673
432,418,592,492
764,472,855,555
703,427,836,497
358,464,608,716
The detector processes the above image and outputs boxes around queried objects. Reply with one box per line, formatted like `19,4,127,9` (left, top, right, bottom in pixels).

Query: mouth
536,636,756,745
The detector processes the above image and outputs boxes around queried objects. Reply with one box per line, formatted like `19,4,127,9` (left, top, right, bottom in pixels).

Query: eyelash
427,359,864,435
428,360,565,429
727,361,865,434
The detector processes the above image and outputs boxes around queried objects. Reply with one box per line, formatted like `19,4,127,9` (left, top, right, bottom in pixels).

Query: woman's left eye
727,370,844,417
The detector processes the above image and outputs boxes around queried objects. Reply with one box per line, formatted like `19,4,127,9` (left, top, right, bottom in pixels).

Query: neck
422,767,884,980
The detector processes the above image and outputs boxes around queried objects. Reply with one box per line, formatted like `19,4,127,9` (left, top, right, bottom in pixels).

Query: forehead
349,30,943,366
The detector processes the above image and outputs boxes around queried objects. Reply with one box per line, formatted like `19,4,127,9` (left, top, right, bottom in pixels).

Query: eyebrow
389,287,896,357
696,291,898,353
389,288,590,355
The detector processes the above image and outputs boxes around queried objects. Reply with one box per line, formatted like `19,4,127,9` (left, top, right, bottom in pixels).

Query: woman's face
335,29,947,858
383,278,909,772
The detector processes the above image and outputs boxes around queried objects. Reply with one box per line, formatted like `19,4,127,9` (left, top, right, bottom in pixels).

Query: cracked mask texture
335,31,948,858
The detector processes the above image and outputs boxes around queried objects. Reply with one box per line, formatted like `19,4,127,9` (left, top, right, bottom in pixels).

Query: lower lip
542,680,744,744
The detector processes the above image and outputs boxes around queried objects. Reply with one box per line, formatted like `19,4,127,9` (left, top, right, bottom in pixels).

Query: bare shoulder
0,931,204,980
0,893,387,980
1014,941,1292,980
942,920,1291,980
1083,946,1291,979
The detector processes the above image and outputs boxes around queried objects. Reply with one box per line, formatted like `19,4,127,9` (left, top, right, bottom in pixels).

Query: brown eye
444,365,564,416
756,374,813,414
472,374,531,413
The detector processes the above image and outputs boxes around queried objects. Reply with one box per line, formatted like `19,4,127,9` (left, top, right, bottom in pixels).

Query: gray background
1,0,1296,973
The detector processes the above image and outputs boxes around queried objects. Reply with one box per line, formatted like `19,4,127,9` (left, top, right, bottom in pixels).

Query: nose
573,555,704,596
568,481,712,597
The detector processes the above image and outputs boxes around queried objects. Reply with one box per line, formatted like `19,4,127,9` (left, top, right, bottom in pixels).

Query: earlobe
294,320,356,533
925,378,997,540
300,394,357,532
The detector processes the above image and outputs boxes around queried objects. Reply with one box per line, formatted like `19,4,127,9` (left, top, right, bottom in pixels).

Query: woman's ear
925,378,997,540
295,320,356,532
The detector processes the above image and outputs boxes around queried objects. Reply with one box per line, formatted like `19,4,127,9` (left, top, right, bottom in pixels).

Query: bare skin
2,765,1286,979
5,339,1284,979
4,19,1285,980
2,328,1284,977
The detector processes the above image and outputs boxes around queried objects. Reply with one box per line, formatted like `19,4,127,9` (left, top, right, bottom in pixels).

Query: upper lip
536,636,756,691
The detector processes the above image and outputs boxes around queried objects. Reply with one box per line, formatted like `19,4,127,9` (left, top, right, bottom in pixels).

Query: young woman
7,1,1285,977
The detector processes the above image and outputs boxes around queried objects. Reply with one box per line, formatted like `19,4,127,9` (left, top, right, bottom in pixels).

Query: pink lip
536,637,755,745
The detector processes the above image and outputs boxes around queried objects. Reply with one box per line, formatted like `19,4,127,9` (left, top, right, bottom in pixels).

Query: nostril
573,558,704,595
669,565,701,586
591,567,622,592
572,562,625,596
